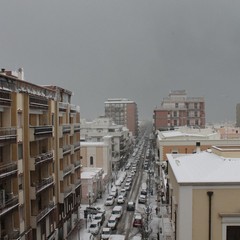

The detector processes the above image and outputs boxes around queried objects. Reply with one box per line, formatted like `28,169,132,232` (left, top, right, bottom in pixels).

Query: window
90,156,93,165
227,226,240,239
221,214,240,240
175,103,178,108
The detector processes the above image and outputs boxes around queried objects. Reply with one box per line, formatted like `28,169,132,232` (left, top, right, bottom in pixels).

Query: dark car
127,202,135,211
84,206,105,218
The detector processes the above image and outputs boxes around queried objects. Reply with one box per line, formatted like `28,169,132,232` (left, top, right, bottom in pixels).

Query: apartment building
0,69,81,240
166,146,240,240
155,126,240,161
104,98,139,137
153,90,205,131
81,117,133,170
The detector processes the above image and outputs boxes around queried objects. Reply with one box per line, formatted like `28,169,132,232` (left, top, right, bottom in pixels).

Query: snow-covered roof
167,151,240,184
81,167,104,179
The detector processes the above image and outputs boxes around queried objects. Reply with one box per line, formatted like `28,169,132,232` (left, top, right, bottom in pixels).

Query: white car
107,215,118,230
117,195,125,204
89,220,100,235
101,227,111,240
105,196,115,206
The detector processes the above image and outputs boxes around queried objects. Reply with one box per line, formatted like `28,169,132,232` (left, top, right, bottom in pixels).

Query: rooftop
167,149,240,185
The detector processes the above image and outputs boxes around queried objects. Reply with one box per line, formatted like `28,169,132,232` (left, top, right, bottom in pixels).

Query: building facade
104,98,138,137
236,103,240,127
166,146,240,240
0,69,81,240
153,90,205,131
81,117,133,170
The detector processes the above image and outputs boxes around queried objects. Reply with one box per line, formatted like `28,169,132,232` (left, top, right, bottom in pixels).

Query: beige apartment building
166,146,240,240
153,90,205,131
104,98,139,137
0,69,81,240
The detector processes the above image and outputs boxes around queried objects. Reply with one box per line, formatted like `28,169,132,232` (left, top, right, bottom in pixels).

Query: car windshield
90,224,97,228
109,219,115,223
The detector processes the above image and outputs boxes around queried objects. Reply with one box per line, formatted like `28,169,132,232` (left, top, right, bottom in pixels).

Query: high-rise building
0,69,81,240
153,90,205,131
104,98,138,137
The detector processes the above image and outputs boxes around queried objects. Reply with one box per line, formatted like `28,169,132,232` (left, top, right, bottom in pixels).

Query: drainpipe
207,191,213,240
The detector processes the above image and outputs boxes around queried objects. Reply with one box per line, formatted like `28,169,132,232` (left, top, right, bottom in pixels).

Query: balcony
36,201,55,223
73,124,80,133
0,127,17,143
74,142,80,151
0,194,19,217
62,124,71,134
59,102,68,112
63,145,71,155
74,160,81,169
29,96,48,110
74,179,81,189
35,152,53,165
0,90,11,106
35,176,54,194
0,162,17,179
63,165,73,177
64,186,72,198
33,125,53,136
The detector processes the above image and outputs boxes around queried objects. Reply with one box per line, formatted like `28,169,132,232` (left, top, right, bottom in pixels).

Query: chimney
196,142,201,153
18,68,24,80
1,68,6,75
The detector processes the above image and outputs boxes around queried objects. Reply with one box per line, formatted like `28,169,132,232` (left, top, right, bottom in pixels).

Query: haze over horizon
1,0,240,123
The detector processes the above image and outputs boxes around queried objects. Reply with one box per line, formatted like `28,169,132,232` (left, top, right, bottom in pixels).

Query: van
112,206,123,219
110,187,118,198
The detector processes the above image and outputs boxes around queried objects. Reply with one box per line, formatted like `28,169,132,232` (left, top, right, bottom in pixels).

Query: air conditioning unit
0,189,5,207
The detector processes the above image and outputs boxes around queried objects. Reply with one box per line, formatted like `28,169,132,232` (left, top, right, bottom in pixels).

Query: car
117,195,125,204
133,214,143,227
107,215,118,230
120,188,127,197
115,179,122,186
125,182,131,191
127,201,135,211
105,196,115,206
89,220,100,234
84,206,105,218
93,212,105,225
111,206,123,219
101,227,112,240
138,194,147,204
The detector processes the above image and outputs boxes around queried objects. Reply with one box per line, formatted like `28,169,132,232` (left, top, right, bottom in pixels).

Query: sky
1,0,240,123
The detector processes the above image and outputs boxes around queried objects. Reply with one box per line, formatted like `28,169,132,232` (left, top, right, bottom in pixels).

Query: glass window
90,156,93,165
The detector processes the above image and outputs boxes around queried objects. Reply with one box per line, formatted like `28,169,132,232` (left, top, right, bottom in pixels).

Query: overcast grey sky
1,0,240,123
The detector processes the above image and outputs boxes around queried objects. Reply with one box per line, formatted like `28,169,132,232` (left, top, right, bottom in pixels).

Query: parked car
133,214,143,227
117,195,125,204
89,220,100,234
127,201,135,211
84,206,105,218
107,215,118,230
111,206,123,219
120,188,127,197
138,194,147,204
93,212,105,225
105,196,115,206
101,227,112,240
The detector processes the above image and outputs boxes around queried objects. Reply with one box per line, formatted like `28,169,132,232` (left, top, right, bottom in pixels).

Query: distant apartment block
0,69,81,240
153,90,205,131
104,98,138,137
81,117,133,170
236,103,240,127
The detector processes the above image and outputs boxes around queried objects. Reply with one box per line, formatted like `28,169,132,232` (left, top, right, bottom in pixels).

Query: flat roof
167,151,240,185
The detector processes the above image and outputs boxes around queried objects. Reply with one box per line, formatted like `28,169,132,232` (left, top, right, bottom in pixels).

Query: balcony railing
29,96,48,110
74,160,81,169
63,165,72,177
0,127,17,142
62,125,71,134
35,152,53,165
0,90,11,106
0,162,17,179
36,201,55,222
0,194,19,217
32,125,53,136
63,145,71,155
74,179,81,188
74,142,80,151
64,186,72,198
35,176,54,194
